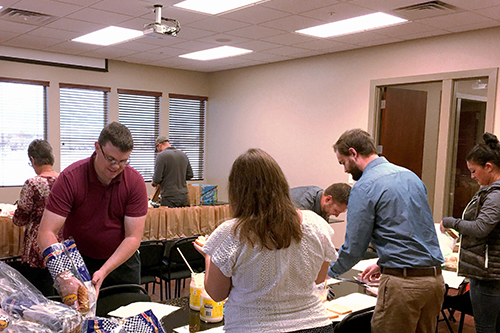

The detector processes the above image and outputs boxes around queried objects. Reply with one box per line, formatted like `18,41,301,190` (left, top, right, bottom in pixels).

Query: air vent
393,1,461,20
0,7,58,26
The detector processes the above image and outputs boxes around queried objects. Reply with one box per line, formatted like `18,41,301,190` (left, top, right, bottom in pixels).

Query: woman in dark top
441,132,500,333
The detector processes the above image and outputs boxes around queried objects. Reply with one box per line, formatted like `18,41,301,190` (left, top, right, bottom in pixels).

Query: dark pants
81,251,140,289
161,194,189,208
470,278,500,333
21,264,57,297
287,324,334,333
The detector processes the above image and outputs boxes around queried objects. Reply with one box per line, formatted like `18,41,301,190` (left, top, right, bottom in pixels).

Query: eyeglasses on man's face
99,143,129,166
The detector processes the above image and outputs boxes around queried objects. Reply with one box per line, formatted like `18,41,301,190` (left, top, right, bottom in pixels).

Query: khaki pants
371,273,445,333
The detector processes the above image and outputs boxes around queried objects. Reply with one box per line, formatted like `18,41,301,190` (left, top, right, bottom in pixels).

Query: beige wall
205,27,500,245
0,59,209,202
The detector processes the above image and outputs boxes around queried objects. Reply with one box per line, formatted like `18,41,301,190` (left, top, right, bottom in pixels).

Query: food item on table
326,303,352,315
195,236,207,247
444,253,458,270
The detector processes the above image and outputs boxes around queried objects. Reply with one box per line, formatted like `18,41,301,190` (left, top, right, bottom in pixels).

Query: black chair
161,236,205,299
96,284,151,317
333,307,374,333
438,282,473,333
139,240,165,298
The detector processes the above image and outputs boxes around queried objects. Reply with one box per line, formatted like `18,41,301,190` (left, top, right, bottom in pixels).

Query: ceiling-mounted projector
143,4,180,37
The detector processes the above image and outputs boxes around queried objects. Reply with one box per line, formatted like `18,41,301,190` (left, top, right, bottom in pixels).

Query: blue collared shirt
328,157,443,277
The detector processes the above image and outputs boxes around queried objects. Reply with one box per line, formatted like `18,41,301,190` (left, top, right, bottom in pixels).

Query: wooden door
379,87,428,178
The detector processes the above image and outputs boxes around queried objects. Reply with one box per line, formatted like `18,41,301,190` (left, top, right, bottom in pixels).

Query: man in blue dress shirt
328,129,445,333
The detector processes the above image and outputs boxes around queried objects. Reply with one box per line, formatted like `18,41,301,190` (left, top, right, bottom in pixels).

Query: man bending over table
38,122,148,297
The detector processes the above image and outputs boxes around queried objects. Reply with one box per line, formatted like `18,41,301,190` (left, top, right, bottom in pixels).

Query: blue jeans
469,278,500,333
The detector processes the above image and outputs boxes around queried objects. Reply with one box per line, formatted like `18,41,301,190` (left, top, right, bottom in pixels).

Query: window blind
60,84,109,170
169,94,207,181
0,78,48,187
118,89,161,181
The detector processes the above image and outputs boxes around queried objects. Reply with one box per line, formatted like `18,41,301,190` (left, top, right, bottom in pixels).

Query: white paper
352,258,378,272
442,270,465,289
173,325,191,333
326,292,377,321
326,277,342,286
107,301,180,319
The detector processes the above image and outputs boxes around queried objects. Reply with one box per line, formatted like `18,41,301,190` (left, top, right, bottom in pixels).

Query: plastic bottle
189,273,204,311
200,290,224,323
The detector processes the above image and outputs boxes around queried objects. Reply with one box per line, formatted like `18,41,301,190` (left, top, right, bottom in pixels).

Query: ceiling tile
89,0,152,17
142,5,208,25
195,33,251,45
81,46,139,58
45,17,106,33
233,39,278,51
300,2,373,22
26,26,80,39
260,45,310,56
226,24,283,39
221,5,290,24
0,19,37,33
332,31,393,45
259,14,325,31
0,30,18,43
446,19,500,33
446,0,500,10
66,7,133,25
43,40,101,54
173,25,216,40
261,32,313,45
185,16,251,33
261,0,337,15
170,39,216,51
417,11,490,29
9,0,82,17
474,5,500,20
374,21,441,38
3,33,61,48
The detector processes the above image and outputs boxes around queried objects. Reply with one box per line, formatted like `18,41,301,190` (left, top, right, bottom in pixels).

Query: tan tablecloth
0,205,231,258
0,216,24,258
143,205,231,241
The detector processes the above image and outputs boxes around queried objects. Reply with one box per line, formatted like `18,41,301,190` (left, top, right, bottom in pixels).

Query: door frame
368,68,498,221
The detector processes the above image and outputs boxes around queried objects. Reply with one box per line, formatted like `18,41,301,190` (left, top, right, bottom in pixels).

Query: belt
381,266,442,277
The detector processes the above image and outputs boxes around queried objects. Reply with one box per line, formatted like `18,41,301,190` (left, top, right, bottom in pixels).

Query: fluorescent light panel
175,0,265,15
179,46,252,61
72,26,143,46
296,12,407,38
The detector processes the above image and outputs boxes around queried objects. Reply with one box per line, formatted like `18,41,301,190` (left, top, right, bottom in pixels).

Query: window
169,94,207,180
60,84,109,170
118,89,161,181
0,78,48,187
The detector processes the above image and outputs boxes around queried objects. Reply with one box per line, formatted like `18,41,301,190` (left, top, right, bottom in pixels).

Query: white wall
205,26,500,245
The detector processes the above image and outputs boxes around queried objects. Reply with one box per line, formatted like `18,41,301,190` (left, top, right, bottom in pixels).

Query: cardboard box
192,184,218,205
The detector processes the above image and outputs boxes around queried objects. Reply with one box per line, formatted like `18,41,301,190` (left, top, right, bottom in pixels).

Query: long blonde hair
228,148,302,250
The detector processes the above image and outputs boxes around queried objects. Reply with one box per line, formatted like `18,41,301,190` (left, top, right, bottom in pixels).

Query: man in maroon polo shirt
38,122,148,297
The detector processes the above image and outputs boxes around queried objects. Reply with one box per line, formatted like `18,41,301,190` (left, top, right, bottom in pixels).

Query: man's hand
360,263,381,283
91,269,107,295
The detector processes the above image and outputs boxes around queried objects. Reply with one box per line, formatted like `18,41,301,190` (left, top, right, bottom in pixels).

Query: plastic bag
81,309,166,333
0,261,83,332
43,238,97,317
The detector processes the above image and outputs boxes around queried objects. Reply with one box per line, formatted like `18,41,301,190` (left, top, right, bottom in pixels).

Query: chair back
334,307,374,333
139,240,165,270
96,284,151,317
164,236,205,277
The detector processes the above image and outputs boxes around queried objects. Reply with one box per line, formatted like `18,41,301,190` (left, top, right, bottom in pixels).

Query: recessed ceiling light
72,26,143,46
179,46,252,61
296,12,407,38
175,0,266,15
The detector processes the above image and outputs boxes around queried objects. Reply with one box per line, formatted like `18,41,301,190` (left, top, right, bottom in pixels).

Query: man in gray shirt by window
153,136,193,207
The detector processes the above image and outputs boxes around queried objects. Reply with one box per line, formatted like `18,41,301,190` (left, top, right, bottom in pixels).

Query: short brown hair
229,148,302,250
98,122,133,152
324,183,351,205
334,129,377,157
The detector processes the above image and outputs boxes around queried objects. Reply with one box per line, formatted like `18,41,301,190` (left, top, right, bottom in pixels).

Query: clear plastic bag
0,261,83,332
81,309,166,333
43,238,97,317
